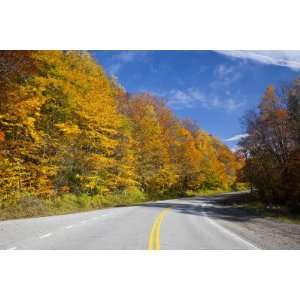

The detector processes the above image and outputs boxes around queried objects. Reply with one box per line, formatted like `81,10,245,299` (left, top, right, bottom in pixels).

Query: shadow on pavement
137,193,258,223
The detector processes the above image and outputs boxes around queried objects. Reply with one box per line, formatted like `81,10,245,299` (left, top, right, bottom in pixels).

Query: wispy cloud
114,51,143,62
166,89,196,108
229,145,242,152
164,88,244,112
106,51,149,75
107,63,122,75
216,51,300,71
214,64,238,80
210,62,243,92
224,133,249,142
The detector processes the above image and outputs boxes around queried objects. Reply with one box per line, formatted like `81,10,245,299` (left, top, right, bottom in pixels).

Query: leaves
0,51,240,207
240,82,300,207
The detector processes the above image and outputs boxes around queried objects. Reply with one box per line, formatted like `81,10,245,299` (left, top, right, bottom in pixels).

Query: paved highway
0,192,264,250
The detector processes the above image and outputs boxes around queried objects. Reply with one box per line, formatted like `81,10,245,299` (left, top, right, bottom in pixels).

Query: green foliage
231,182,250,191
186,188,229,197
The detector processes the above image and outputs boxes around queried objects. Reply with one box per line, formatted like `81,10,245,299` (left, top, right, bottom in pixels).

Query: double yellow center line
148,208,170,250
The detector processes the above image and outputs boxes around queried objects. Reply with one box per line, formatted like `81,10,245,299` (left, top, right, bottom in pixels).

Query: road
1,192,299,250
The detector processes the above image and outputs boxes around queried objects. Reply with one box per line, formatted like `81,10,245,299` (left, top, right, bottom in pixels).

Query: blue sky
91,51,300,150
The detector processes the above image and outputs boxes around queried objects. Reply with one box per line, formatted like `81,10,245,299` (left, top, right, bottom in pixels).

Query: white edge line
65,225,74,229
202,210,260,250
39,232,53,239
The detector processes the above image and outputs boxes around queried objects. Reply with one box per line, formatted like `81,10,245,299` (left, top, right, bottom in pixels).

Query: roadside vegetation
237,81,300,218
0,51,244,220
215,192,300,224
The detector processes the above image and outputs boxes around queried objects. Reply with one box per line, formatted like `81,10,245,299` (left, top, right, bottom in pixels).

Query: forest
0,51,244,219
2,50,299,220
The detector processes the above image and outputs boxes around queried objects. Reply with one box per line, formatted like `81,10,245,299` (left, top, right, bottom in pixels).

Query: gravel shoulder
204,193,300,249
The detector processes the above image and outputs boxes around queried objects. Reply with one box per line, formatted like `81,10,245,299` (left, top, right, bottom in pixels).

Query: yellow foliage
0,50,241,207
55,123,81,136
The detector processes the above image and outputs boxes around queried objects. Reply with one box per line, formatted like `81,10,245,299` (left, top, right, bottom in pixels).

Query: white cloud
226,99,243,112
165,88,244,112
107,63,122,75
214,64,236,79
229,145,242,152
106,51,149,75
114,51,141,62
167,89,196,108
210,62,243,91
216,51,300,70
224,133,249,142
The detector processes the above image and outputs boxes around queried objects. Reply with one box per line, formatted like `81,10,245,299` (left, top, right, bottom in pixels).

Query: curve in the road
148,208,170,250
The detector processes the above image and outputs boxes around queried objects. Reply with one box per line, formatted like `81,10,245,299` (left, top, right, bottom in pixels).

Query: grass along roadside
186,188,231,197
0,188,237,221
0,188,146,221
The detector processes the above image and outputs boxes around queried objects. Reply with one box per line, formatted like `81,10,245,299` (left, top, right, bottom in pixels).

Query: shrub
232,182,250,191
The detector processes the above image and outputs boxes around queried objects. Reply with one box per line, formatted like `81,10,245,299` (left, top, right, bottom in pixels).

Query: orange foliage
0,51,241,208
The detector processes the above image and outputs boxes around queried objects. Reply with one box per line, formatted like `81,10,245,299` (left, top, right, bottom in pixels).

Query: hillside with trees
0,51,243,219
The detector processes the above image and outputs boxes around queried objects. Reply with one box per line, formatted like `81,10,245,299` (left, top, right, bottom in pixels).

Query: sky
91,51,300,150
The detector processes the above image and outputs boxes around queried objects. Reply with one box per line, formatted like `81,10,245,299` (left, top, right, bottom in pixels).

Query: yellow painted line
148,211,165,250
148,208,170,250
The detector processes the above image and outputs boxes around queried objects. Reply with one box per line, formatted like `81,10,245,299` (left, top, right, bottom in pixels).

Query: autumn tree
0,51,54,204
240,82,300,208
34,51,134,195
125,94,176,193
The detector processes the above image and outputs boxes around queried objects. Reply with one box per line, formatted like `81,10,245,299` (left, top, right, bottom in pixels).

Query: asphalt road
1,192,299,250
